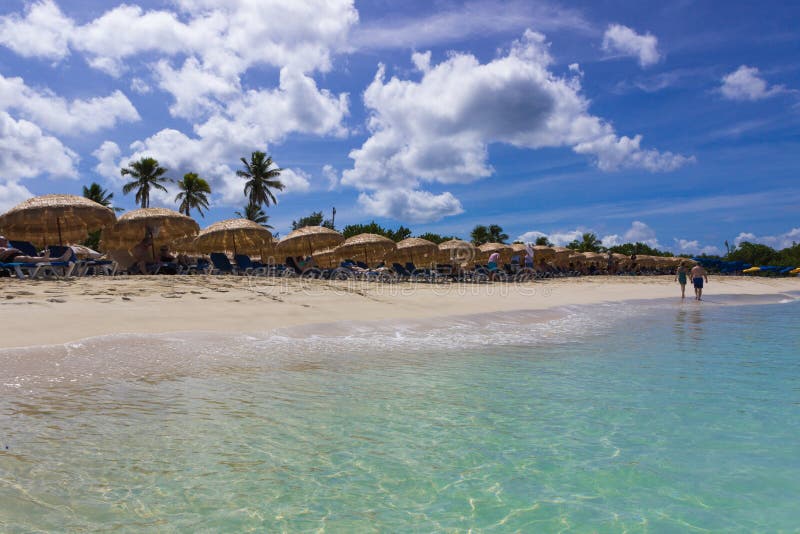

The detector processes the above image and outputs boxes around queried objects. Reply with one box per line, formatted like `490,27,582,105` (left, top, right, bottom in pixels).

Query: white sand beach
1,275,796,349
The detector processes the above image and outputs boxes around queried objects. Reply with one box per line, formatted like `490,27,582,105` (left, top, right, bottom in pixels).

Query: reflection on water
1,299,798,531
674,304,706,345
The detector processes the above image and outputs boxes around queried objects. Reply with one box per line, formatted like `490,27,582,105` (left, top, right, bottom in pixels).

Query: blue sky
1,0,798,253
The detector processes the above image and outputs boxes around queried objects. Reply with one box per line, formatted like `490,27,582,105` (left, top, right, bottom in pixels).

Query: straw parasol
533,245,556,260
100,208,199,258
438,239,477,265
194,218,273,256
0,194,116,247
582,252,605,263
276,226,344,258
310,247,341,269
549,246,573,266
510,243,527,254
478,242,513,264
386,237,438,267
335,233,397,266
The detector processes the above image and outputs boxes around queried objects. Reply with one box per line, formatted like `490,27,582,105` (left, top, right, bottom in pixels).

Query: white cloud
0,111,78,181
130,77,152,94
0,1,358,77
0,181,34,213
602,24,661,67
92,141,122,180
343,30,691,221
353,0,590,50
720,65,787,101
278,168,312,194
517,229,583,246
734,228,800,250
568,63,583,77
322,164,339,190
154,57,240,120
573,134,694,172
0,74,139,135
0,0,74,60
621,220,660,248
673,238,722,256
357,189,463,223
601,233,622,247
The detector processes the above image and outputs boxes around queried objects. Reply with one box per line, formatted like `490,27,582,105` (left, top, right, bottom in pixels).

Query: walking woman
675,261,688,299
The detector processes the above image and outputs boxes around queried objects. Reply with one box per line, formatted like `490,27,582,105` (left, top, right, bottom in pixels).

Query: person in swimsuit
131,232,154,274
675,262,688,298
690,264,709,301
487,251,500,280
0,235,72,264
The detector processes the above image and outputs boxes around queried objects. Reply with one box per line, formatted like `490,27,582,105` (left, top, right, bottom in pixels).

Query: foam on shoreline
2,292,797,390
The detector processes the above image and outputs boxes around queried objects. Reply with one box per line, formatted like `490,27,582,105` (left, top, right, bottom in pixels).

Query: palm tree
175,172,211,217
237,151,284,208
121,157,171,208
82,182,123,212
470,224,509,245
568,232,603,252
235,203,274,229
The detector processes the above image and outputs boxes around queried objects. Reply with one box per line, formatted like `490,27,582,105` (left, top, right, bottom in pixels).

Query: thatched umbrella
311,247,341,269
276,226,344,259
100,208,199,259
438,239,477,265
386,237,438,267
478,242,513,264
0,194,116,247
548,246,573,267
533,245,556,260
195,218,273,257
335,233,397,266
582,252,605,263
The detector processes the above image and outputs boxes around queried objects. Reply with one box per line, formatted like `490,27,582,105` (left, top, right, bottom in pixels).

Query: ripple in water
1,299,799,531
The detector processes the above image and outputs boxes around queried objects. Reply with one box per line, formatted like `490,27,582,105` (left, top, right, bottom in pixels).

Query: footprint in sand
199,296,209,299
47,298,66,303
122,296,132,301
161,294,182,298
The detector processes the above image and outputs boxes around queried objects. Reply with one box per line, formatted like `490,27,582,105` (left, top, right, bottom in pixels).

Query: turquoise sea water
1,294,799,532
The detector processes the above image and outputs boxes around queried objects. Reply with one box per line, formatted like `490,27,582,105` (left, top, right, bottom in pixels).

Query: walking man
690,263,709,301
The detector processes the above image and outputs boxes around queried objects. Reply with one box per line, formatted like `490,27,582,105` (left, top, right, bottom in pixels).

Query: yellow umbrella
386,237,438,267
276,226,344,258
0,194,116,247
438,239,477,265
335,233,397,266
194,218,273,256
100,208,199,258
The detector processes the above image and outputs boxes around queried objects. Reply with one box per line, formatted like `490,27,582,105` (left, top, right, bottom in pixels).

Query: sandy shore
0,275,797,349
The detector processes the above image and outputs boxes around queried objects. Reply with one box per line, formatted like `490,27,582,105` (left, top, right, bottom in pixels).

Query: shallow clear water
1,296,799,532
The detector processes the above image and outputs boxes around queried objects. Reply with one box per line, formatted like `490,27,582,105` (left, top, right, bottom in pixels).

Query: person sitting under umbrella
131,232,154,274
0,235,73,264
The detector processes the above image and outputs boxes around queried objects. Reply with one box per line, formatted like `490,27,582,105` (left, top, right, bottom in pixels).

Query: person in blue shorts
690,263,709,301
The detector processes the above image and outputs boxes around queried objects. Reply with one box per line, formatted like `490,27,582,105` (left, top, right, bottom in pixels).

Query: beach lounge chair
48,245,115,276
392,262,414,281
234,254,267,276
3,240,75,278
209,252,239,275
